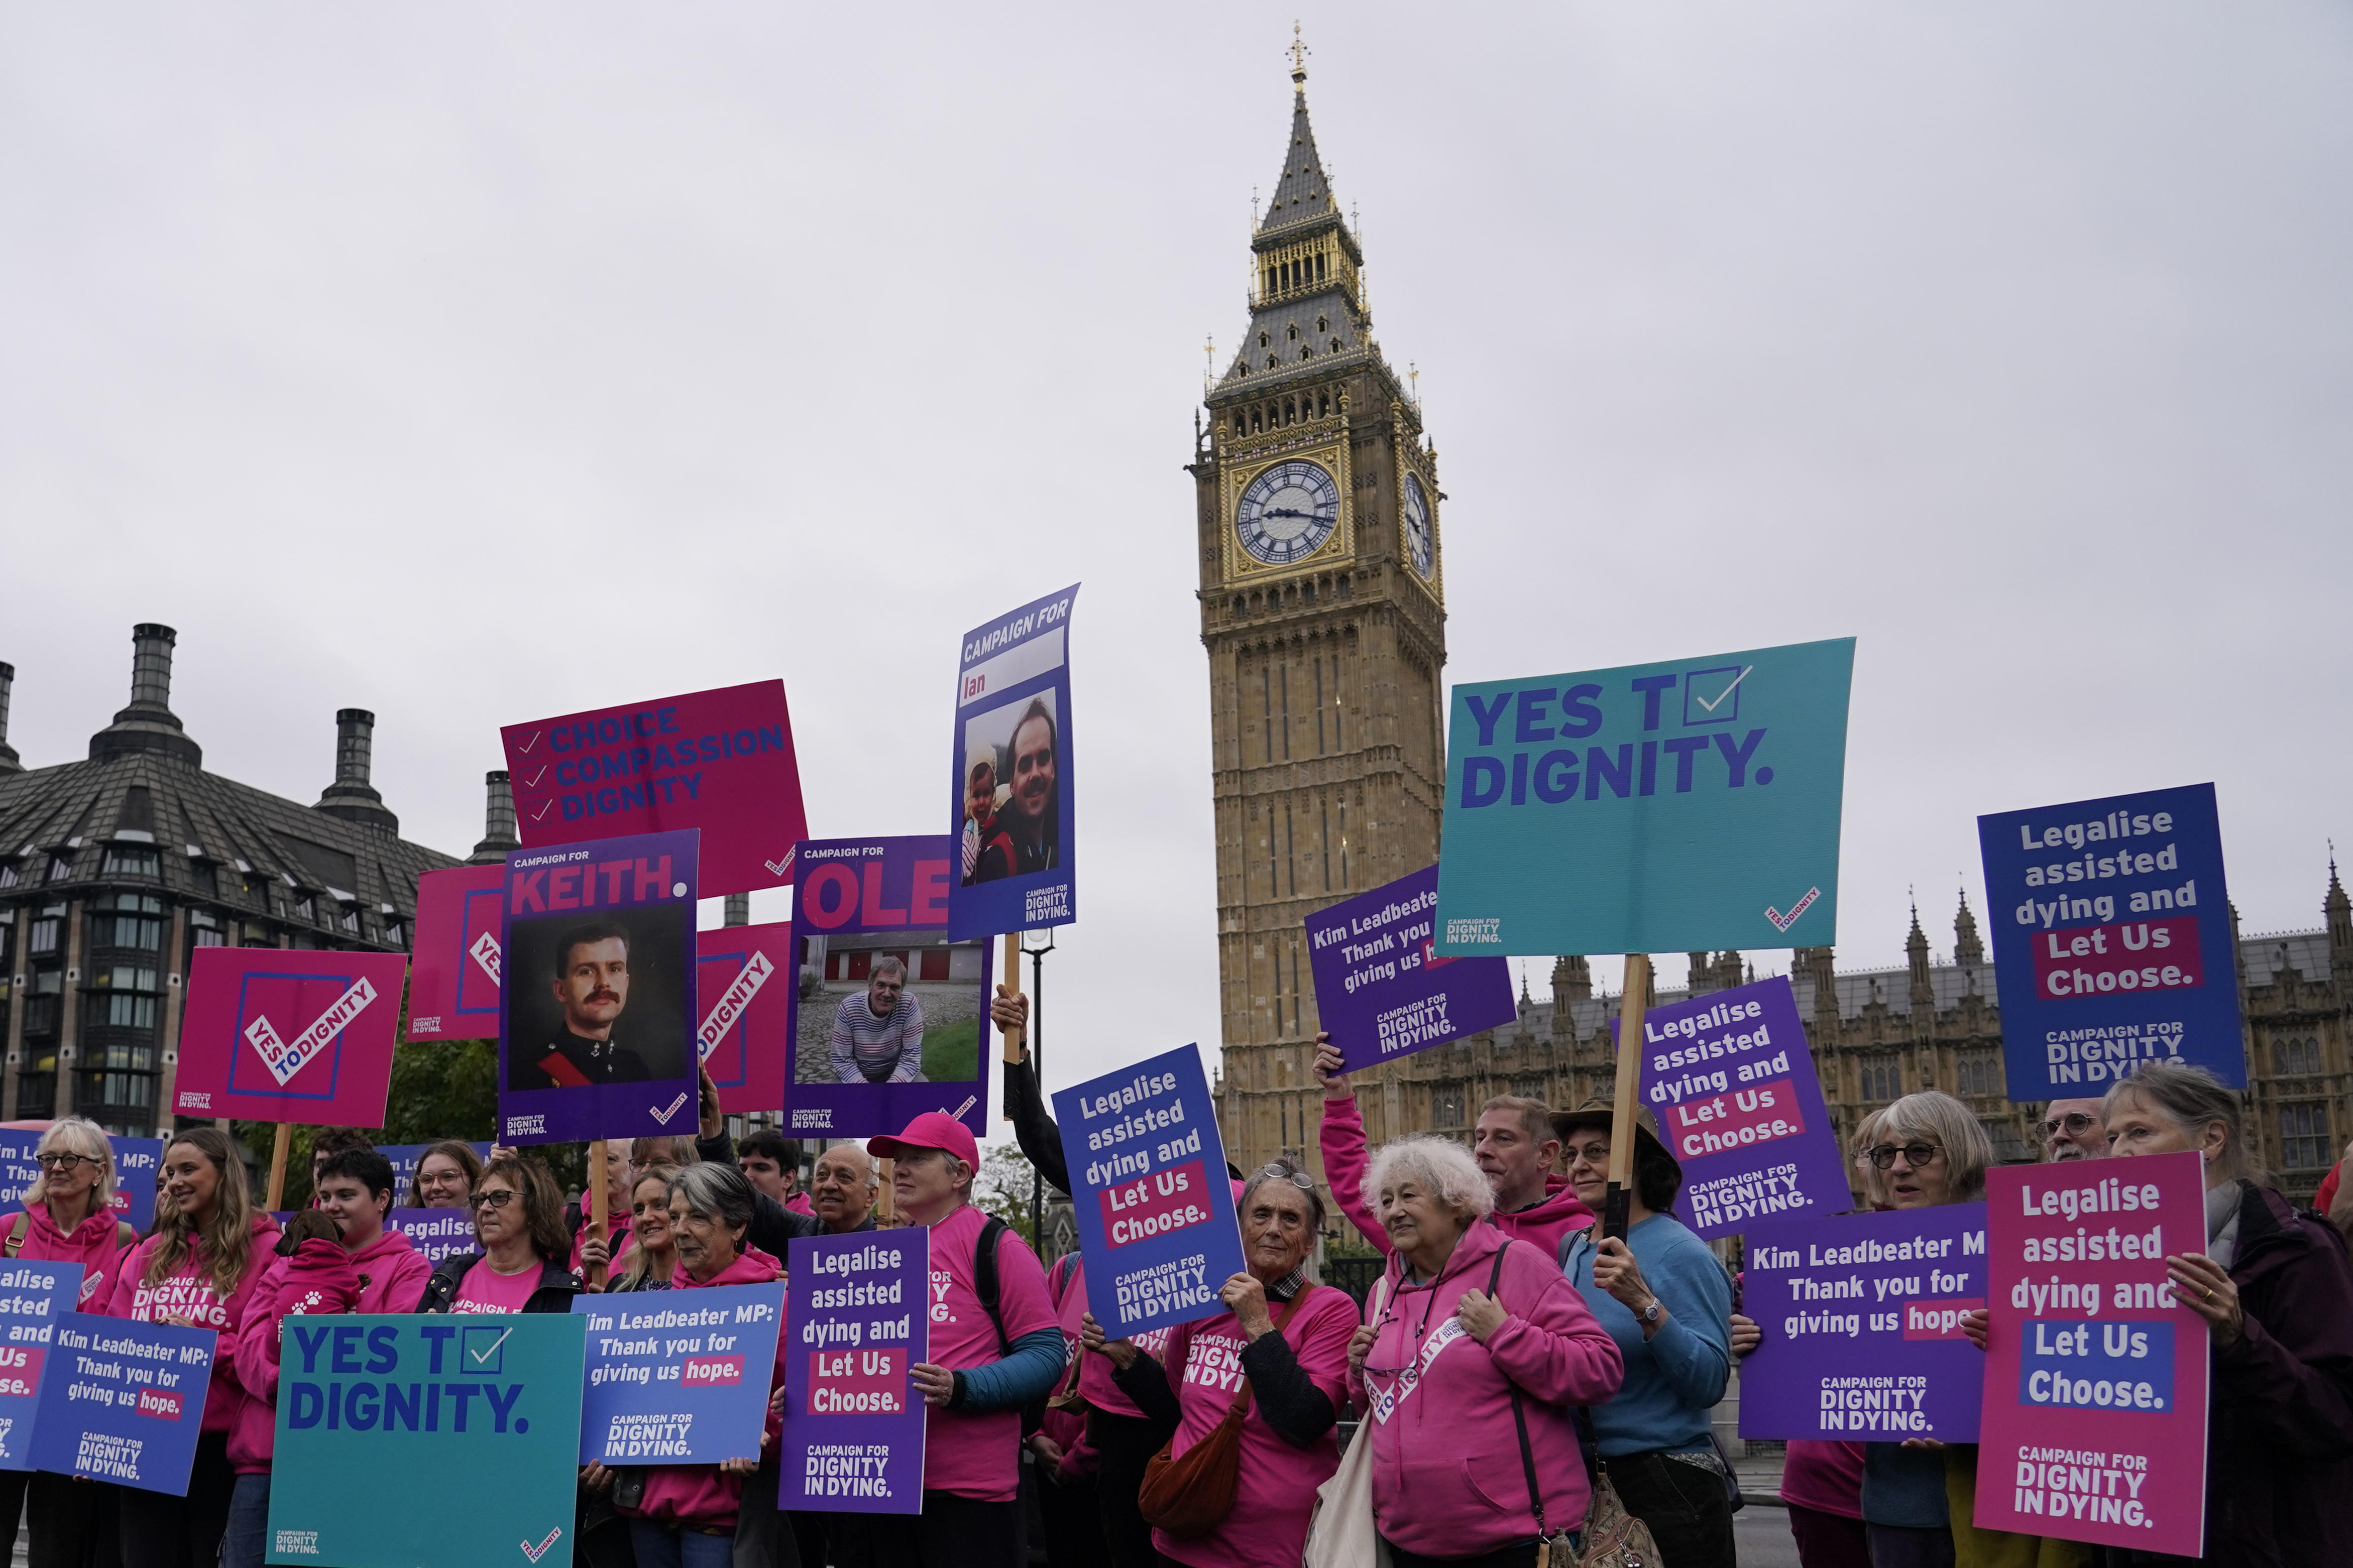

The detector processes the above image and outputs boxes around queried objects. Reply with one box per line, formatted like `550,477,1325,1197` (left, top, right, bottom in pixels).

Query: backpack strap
972,1215,1012,1358
116,1221,138,1251
1492,1244,1552,1544
4,1213,25,1259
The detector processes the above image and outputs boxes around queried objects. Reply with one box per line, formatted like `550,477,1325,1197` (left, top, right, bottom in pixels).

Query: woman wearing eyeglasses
406,1141,485,1209
1346,1136,1622,1567
1079,1160,1362,1568
414,1154,581,1314
0,1120,133,1568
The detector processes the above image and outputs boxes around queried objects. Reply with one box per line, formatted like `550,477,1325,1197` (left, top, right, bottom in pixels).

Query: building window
0,861,16,889
46,856,72,882
2275,1036,2320,1076
2281,1103,2332,1170
89,908,163,952
384,920,405,948
1957,1054,2003,1098
294,896,315,923
1512,1077,1546,1102
341,905,360,934
190,862,218,897
28,915,62,957
1859,1055,1900,1103
1316,314,1328,333
1433,1088,1466,1129
100,846,160,878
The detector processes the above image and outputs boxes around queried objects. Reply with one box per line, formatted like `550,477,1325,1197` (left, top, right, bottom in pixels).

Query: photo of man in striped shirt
830,956,927,1083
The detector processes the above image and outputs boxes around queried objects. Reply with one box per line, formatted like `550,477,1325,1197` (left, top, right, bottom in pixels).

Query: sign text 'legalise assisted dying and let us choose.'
1054,1046,1246,1340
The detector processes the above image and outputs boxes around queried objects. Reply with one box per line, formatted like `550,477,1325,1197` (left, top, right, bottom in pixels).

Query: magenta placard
501,680,809,900
177,948,409,1126
1975,1150,2210,1555
406,865,506,1042
698,920,794,1117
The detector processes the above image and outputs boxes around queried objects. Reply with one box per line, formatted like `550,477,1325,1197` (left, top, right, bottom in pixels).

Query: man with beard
2037,1097,2108,1161
513,921,658,1088
979,699,1058,878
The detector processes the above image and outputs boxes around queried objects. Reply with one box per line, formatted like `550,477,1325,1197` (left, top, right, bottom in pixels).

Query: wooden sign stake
263,1123,292,1212
586,1138,610,1290
876,1158,896,1225
1604,952,1652,1242
998,934,1027,1114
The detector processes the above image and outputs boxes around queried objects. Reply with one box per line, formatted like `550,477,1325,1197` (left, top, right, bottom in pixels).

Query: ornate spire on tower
1551,954,1592,1003
2326,843,2350,958
1907,895,1933,1005
1954,887,1984,967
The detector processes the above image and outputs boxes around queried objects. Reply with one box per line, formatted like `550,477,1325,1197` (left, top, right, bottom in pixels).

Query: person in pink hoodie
106,1127,281,1568
608,1163,788,1568
1314,1037,1592,1259
0,1117,138,1568
1345,1135,1623,1566
222,1147,431,1568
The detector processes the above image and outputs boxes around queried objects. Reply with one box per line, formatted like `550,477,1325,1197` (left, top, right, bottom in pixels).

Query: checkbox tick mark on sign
470,1328,513,1366
530,803,552,822
1693,666,1752,713
517,732,541,755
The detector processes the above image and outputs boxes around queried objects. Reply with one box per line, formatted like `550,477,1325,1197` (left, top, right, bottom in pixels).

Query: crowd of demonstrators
418,1152,581,1314
2097,1061,2353,1568
1082,1162,1361,1568
226,1148,430,1568
1555,1100,1738,1568
1315,1036,1592,1258
1348,1136,1623,1567
108,1128,282,1568
738,1130,813,1215
408,1139,485,1208
831,1112,1065,1568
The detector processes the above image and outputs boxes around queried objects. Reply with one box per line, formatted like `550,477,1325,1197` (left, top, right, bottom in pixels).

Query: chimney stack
313,708,399,833
90,624,201,765
0,661,19,774
469,770,520,864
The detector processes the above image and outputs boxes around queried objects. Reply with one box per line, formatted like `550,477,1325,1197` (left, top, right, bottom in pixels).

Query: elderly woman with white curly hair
1344,1136,1622,1568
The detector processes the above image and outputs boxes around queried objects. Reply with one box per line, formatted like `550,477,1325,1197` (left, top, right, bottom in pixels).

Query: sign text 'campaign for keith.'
406,865,506,1042
780,1230,929,1515
1975,1151,2210,1557
177,949,409,1127
785,837,992,1143
1737,1202,1988,1443
502,681,809,901
265,1314,586,1568
1978,784,2244,1094
949,585,1078,940
1305,865,1515,1069
575,1281,785,1467
1613,975,1851,1240
1435,638,1854,955
499,829,700,1145
1053,1046,1246,1340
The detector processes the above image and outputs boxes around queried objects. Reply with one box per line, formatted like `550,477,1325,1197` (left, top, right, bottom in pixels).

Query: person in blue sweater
1555,1099,1737,1568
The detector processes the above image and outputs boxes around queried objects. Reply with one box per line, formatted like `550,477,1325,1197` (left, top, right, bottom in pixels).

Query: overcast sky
4,5,2348,1113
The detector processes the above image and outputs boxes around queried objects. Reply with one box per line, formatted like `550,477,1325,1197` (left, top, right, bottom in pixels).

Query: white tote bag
1301,1277,1391,1568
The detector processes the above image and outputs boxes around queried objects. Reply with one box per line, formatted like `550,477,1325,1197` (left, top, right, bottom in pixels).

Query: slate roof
1258,89,1338,240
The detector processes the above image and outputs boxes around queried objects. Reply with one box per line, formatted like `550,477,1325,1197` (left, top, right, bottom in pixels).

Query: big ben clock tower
1191,43,1447,1177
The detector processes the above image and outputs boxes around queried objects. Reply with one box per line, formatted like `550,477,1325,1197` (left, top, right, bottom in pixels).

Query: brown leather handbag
1136,1287,1317,1538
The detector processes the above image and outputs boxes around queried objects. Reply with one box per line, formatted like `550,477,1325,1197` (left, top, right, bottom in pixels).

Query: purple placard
782,836,991,1143
502,680,810,901
780,1230,928,1514
576,1281,785,1465
1305,865,1515,1068
406,866,505,1041
498,829,701,1144
1737,1202,1989,1442
1610,975,1851,1239
946,585,1078,939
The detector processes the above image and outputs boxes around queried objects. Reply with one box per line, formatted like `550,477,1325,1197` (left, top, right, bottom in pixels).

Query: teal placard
266,1314,585,1568
1433,638,1854,955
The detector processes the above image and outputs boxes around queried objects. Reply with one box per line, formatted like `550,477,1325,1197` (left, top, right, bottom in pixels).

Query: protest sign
1434,637,1854,955
386,1209,484,1267
502,681,809,901
499,829,700,1145
1305,865,1514,1069
785,837,991,1143
175,949,409,1126
266,1313,585,1568
33,1317,216,1494
1737,1202,1987,1442
1052,1044,1245,1340
0,1263,83,1469
1974,1151,2208,1554
1977,784,2245,1094
0,1133,160,1236
406,865,506,1042
374,1143,496,1204
698,921,795,1116
780,1229,928,1514
1606,975,1849,1240
575,1281,784,1466
948,585,1079,939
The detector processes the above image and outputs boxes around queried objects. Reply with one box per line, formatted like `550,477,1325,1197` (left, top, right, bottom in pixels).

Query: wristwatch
1636,1297,1663,1327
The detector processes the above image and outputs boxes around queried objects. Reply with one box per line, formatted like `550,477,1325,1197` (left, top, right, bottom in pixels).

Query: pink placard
177,948,409,1126
697,920,794,1117
1975,1149,2210,1556
501,681,809,900
406,865,506,1042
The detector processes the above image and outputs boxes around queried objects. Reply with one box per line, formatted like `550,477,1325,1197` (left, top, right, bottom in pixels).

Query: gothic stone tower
1191,54,1447,1176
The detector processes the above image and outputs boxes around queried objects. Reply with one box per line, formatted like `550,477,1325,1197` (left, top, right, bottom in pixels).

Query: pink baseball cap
869,1111,980,1170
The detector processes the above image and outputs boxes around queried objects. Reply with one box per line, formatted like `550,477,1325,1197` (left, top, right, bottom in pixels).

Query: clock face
1401,472,1434,578
1235,459,1341,566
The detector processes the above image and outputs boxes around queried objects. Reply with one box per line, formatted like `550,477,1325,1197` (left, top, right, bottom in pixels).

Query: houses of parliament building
1194,58,2352,1210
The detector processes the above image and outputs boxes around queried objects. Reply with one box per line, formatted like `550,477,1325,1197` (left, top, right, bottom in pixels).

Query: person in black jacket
414,1153,580,1315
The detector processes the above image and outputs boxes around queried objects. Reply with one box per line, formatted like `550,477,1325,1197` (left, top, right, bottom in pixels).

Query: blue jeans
222,1474,271,1568
628,1518,735,1568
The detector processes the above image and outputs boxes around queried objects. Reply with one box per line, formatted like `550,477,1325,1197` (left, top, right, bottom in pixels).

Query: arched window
1299,346,1312,360
1266,354,1278,370
1258,331,1270,349
1287,323,1299,341
1330,337,1342,353
1316,314,1328,333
